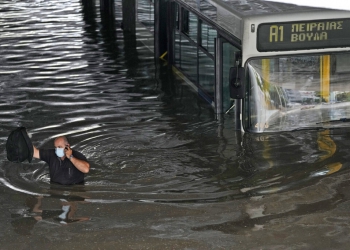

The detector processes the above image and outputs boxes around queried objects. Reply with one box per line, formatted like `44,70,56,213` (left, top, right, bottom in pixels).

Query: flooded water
1,0,350,249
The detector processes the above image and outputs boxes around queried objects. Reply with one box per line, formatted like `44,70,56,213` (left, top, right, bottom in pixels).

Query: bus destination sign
257,19,350,52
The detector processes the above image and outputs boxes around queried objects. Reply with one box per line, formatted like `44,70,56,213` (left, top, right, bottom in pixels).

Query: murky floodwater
1,0,350,249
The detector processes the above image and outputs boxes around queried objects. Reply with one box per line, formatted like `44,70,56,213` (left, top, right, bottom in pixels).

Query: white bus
165,0,350,133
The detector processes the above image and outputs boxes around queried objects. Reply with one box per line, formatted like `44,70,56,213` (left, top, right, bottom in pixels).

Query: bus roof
182,0,339,17
212,0,328,17
177,0,350,40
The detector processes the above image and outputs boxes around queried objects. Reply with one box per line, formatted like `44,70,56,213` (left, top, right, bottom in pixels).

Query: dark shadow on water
81,0,99,42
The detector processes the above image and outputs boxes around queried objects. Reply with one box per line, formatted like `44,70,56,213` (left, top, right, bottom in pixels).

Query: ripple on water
0,0,350,211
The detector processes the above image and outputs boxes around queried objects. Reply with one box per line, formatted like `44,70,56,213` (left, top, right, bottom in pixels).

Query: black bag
6,127,33,163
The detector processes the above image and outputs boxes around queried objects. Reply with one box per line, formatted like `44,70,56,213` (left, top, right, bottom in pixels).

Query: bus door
217,38,241,114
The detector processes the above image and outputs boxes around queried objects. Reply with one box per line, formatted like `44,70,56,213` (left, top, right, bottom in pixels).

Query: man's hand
33,146,40,159
65,146,73,159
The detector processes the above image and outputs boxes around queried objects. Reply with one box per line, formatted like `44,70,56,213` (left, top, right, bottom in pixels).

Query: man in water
32,136,90,185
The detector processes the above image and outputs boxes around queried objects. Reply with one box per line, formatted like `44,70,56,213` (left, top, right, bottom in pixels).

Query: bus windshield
245,53,350,132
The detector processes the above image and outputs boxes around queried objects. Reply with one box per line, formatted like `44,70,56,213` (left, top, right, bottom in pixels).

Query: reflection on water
10,195,89,235
1,0,350,247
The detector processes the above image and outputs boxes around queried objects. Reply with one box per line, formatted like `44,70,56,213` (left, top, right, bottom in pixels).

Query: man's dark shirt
39,149,87,185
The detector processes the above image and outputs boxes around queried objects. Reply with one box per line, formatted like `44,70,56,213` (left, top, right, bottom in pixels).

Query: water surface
1,0,350,249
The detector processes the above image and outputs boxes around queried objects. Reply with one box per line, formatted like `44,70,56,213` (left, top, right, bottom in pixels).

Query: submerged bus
157,0,350,133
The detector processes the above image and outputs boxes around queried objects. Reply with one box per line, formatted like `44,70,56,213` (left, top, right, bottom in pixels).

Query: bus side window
176,4,180,30
182,9,189,34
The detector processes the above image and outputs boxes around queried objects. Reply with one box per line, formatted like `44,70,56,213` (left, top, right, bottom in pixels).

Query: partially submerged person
33,136,90,185
6,128,89,185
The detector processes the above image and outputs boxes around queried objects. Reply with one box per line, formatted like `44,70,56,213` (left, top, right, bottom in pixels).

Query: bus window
335,54,350,73
175,2,179,31
200,21,217,56
244,53,350,132
182,9,197,42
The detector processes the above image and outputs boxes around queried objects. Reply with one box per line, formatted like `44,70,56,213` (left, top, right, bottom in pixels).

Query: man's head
54,136,70,158
54,136,69,148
